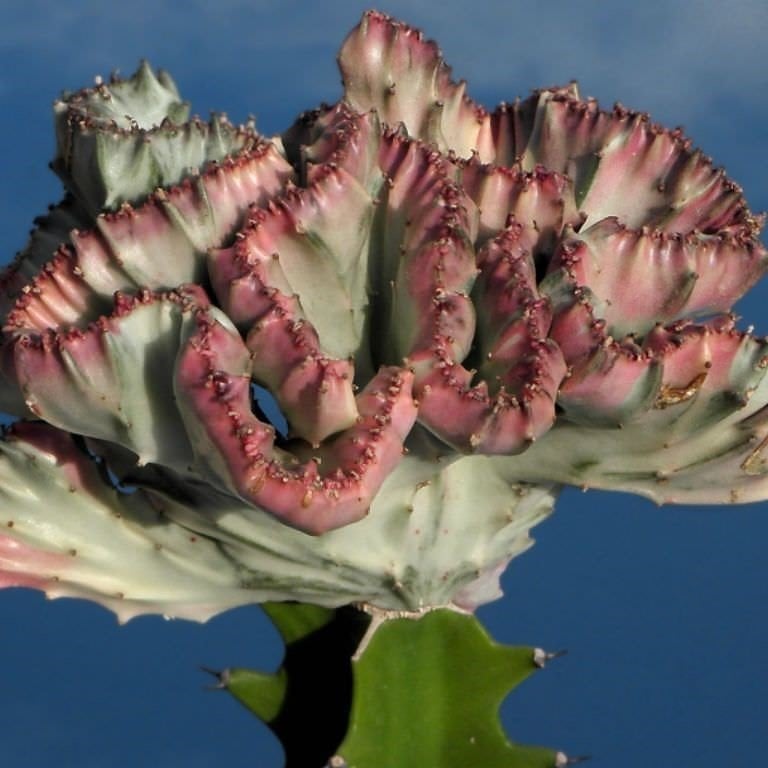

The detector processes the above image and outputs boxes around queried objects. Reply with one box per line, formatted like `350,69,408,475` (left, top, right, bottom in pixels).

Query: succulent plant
2,10,766,767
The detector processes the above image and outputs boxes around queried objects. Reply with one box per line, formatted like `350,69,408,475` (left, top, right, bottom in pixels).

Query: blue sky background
1,1,767,765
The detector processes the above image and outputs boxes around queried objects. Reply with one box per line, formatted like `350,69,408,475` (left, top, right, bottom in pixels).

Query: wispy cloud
396,1,767,119
2,1,765,121
1,1,765,217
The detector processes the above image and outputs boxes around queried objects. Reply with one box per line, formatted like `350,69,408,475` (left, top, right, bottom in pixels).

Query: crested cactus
1,9,766,766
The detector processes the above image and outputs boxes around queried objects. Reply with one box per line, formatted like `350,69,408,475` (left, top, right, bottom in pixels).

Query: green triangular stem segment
337,609,558,768
223,603,370,767
217,604,560,768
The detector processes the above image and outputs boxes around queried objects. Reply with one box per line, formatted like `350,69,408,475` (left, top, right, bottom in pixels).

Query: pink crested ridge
546,268,662,424
686,319,759,394
4,142,293,334
558,341,660,424
509,91,755,234
458,159,579,246
209,107,381,329
375,130,478,354
402,236,476,362
646,316,768,407
644,322,711,394
11,286,205,390
0,198,89,323
298,105,382,186
2,246,94,332
370,126,567,454
209,167,360,325
208,165,370,443
575,109,741,230
544,182,767,423
476,225,546,337
6,286,208,464
178,141,293,224
553,219,768,336
175,310,417,534
208,107,393,447
339,10,487,156
412,344,563,453
377,128,460,219
553,308,768,427
245,293,358,446
545,283,603,363
404,213,566,453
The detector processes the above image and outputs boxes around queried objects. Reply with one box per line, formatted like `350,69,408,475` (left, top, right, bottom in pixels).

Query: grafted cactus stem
0,8,765,765
213,603,581,768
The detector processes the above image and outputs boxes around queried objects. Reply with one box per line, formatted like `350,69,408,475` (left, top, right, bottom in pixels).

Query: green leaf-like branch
213,605,570,768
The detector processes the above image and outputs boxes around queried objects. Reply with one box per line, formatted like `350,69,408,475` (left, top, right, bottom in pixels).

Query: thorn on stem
533,648,568,668
556,752,591,766
200,665,230,690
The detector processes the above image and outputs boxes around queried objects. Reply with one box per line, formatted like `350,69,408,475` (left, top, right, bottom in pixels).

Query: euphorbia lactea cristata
0,12,766,765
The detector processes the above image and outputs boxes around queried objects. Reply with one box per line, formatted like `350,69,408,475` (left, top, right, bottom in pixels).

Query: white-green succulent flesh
0,422,556,616
1,12,767,621
0,424,256,623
